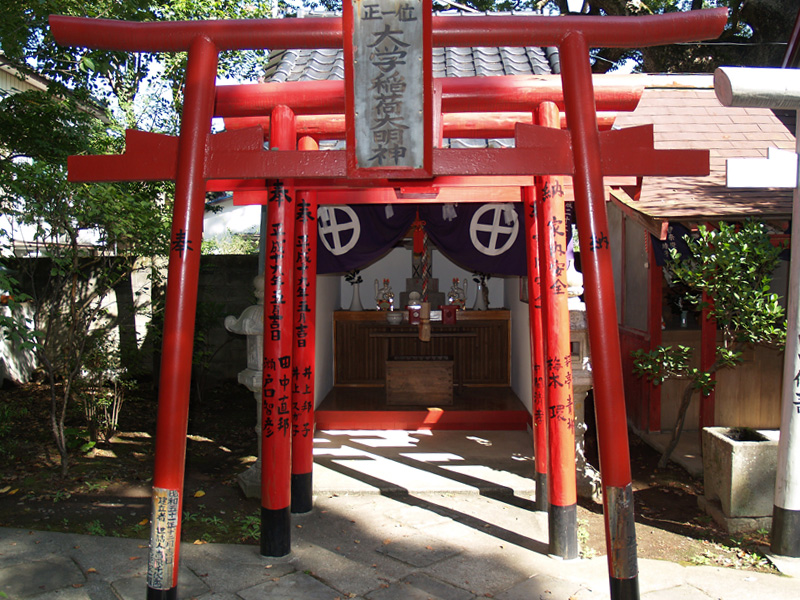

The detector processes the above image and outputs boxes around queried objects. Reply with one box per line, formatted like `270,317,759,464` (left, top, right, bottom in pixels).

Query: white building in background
203,194,262,252
0,57,47,383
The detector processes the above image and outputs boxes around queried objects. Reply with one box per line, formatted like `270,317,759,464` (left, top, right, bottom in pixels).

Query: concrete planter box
701,427,778,530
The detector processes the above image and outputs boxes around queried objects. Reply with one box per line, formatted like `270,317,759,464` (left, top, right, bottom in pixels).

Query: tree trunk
45,358,70,477
658,381,697,469
658,352,733,469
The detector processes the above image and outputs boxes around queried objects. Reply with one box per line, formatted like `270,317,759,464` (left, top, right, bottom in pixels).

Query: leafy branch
633,221,786,469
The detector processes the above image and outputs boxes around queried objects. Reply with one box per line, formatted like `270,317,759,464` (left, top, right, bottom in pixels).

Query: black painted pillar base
291,472,313,514
535,472,548,512
261,506,291,557
548,503,578,559
147,586,177,600
609,576,640,600
772,504,800,557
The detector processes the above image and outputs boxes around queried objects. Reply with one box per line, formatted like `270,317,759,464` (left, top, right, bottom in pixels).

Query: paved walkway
1,430,798,599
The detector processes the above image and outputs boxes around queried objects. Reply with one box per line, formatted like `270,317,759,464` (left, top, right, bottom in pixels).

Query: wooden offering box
386,357,453,406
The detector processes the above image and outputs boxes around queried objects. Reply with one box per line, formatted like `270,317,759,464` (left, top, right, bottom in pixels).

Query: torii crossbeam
50,8,727,600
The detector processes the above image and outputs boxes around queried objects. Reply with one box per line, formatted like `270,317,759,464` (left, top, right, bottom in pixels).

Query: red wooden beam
221,111,619,139
50,9,727,53
67,130,177,182
70,134,709,184
215,76,642,118
599,125,710,177
217,175,535,195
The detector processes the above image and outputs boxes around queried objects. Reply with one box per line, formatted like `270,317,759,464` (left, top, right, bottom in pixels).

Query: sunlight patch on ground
439,465,535,490
110,432,151,444
313,444,371,458
318,430,431,448
329,457,480,493
91,448,117,458
465,435,493,446
399,452,465,463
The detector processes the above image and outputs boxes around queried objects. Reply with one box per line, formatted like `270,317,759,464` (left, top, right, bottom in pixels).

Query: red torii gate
50,8,726,600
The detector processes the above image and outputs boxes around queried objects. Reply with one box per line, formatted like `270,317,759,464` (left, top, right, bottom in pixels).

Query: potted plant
344,269,363,311
471,272,490,310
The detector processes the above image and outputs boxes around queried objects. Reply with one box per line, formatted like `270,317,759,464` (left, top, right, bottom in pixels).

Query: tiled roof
611,75,796,233
263,45,557,83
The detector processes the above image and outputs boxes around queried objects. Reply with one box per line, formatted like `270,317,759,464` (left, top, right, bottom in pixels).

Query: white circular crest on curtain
318,206,361,256
469,204,519,256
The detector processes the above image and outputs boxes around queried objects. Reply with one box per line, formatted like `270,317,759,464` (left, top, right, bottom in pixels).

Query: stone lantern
224,274,264,498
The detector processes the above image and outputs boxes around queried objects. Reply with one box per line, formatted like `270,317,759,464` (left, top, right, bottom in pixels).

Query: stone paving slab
365,572,477,600
376,532,461,567
238,571,348,600
291,540,411,598
494,573,605,600
17,581,119,600
684,565,800,599
0,555,85,598
111,566,210,600
422,545,541,597
766,551,800,578
0,529,77,566
181,556,294,595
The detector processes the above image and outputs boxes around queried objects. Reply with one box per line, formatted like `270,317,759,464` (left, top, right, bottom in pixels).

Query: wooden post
646,240,662,432
561,33,639,599
523,185,549,512
699,291,717,429
291,138,319,514
261,105,297,556
535,101,578,559
715,66,800,558
146,35,218,600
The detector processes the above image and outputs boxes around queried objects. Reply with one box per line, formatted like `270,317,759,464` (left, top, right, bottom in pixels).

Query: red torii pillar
260,106,296,556
145,36,217,598
561,32,636,597
523,188,549,513
291,135,319,514
535,101,578,559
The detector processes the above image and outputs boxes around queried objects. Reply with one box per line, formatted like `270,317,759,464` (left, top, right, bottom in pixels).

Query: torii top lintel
52,9,727,189
50,10,725,53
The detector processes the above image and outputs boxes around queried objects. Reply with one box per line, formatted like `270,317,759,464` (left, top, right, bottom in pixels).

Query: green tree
0,0,274,475
632,221,786,468
0,90,170,475
556,0,797,73
314,0,794,73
